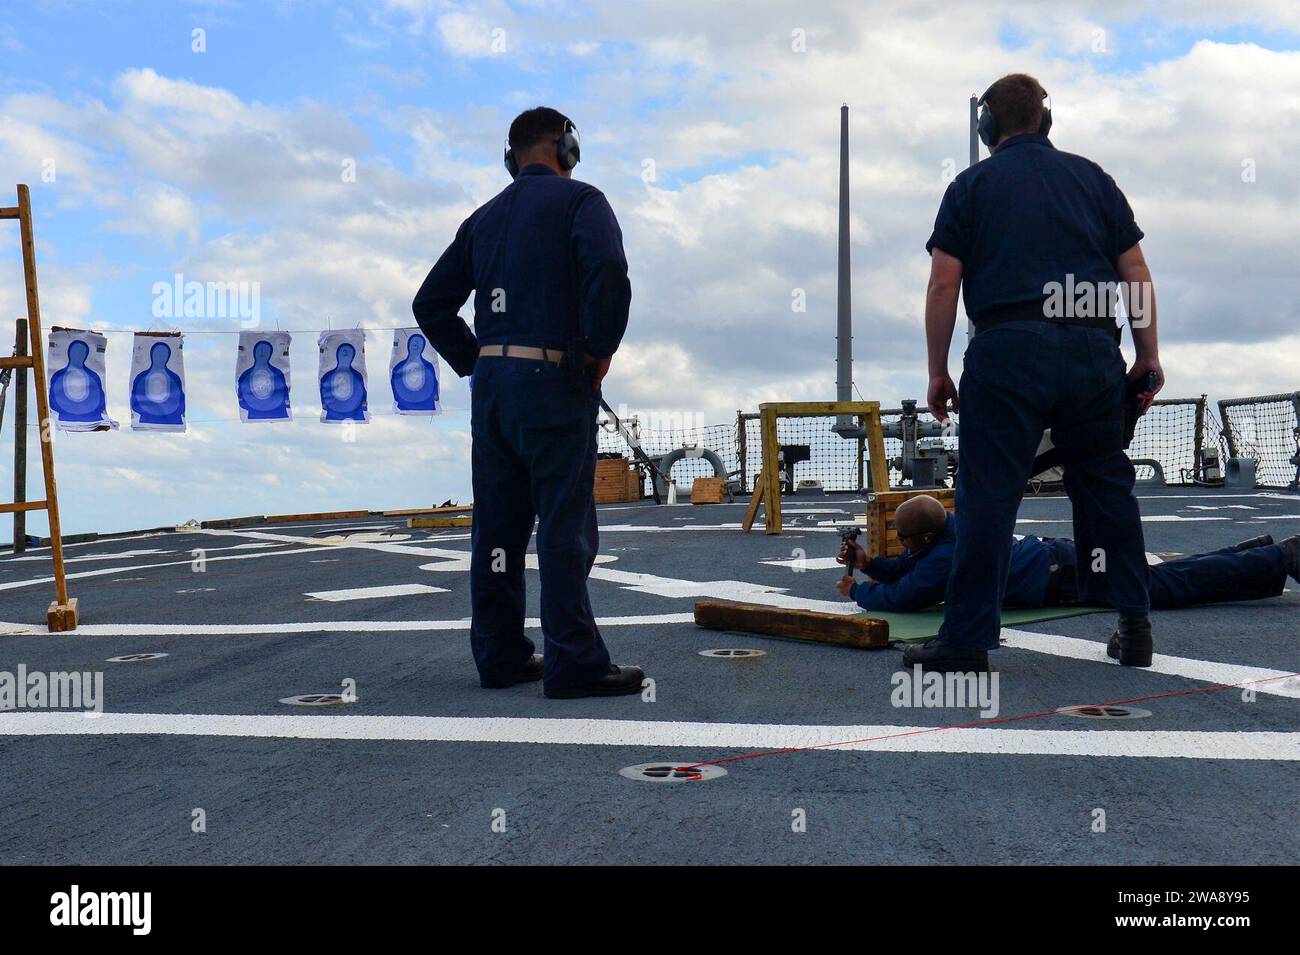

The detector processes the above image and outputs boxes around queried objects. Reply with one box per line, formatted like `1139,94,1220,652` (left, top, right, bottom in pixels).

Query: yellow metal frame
754,400,888,535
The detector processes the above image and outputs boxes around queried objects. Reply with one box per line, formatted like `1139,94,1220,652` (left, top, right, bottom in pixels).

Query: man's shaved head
894,494,949,540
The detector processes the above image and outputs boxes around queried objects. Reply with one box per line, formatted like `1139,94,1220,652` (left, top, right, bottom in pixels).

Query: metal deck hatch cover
279,693,352,706
619,762,727,783
1057,704,1153,720
106,652,169,663
698,648,767,659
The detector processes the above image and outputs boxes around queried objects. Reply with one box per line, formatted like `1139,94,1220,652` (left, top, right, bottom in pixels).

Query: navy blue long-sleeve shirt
925,133,1143,328
411,163,631,378
850,513,1053,612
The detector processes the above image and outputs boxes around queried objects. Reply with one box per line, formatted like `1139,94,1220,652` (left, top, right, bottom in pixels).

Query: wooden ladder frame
0,184,77,630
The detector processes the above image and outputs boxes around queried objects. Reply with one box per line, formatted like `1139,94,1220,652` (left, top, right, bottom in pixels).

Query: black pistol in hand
1122,370,1160,449
838,526,861,573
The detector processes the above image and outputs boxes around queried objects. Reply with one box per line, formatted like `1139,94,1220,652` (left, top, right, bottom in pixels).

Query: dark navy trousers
1051,540,1288,609
939,320,1149,651
469,357,611,691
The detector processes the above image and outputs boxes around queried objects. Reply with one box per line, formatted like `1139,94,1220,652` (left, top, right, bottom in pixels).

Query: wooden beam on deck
693,599,889,649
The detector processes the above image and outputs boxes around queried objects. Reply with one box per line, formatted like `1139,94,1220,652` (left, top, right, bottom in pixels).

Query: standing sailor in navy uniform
238,339,291,420
915,74,1164,672
131,340,185,426
412,107,644,699
391,333,439,412
321,341,367,422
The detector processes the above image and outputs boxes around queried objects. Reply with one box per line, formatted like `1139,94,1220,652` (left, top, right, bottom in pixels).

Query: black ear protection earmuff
976,83,1052,149
504,118,581,179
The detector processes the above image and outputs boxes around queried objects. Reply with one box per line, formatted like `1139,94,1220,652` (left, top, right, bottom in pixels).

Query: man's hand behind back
585,354,612,387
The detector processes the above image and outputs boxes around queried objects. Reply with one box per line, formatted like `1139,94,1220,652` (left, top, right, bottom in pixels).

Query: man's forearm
925,282,960,376
1116,244,1159,360
1123,264,1159,359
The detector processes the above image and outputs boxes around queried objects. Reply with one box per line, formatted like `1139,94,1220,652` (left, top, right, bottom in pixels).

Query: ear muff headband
976,84,1052,149
504,119,582,179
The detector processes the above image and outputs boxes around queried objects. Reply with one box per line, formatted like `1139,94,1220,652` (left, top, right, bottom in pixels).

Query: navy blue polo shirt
849,513,1053,612
925,134,1143,329
412,163,631,377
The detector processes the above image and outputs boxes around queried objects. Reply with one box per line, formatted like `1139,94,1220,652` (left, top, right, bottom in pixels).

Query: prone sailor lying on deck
835,493,1299,615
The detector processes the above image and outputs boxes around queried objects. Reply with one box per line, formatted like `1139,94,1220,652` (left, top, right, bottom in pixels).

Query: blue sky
0,1,1297,538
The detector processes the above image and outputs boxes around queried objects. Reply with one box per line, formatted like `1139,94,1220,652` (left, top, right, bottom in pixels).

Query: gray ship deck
0,486,1296,865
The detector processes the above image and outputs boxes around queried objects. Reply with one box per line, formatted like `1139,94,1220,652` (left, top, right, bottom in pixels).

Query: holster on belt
562,337,591,393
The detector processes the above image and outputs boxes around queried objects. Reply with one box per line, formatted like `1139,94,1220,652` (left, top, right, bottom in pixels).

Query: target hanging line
236,330,292,423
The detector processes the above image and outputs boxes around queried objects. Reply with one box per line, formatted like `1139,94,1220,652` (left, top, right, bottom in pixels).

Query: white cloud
436,12,499,58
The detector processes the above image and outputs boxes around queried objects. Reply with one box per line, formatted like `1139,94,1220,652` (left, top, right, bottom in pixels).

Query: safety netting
596,393,1297,494
1218,393,1300,490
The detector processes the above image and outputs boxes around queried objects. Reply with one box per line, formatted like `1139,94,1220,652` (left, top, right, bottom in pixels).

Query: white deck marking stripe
0,530,173,558
9,548,173,564
588,566,856,613
0,613,697,636
305,584,448,601
198,527,465,559
0,711,1294,760
1001,628,1300,699
762,556,845,570
0,546,346,593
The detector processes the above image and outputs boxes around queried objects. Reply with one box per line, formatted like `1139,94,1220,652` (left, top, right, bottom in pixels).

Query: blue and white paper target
128,333,186,432
389,328,441,416
47,329,118,432
236,331,292,423
318,330,369,423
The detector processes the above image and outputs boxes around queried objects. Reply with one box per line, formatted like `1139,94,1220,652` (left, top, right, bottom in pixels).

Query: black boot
480,654,544,689
545,665,646,699
1232,534,1274,551
1107,614,1153,667
900,639,990,673
1278,535,1300,583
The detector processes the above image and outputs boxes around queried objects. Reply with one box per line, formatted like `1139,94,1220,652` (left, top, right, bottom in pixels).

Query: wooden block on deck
595,456,639,504
47,597,79,633
690,477,725,504
864,488,956,558
693,599,888,648
408,514,473,528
